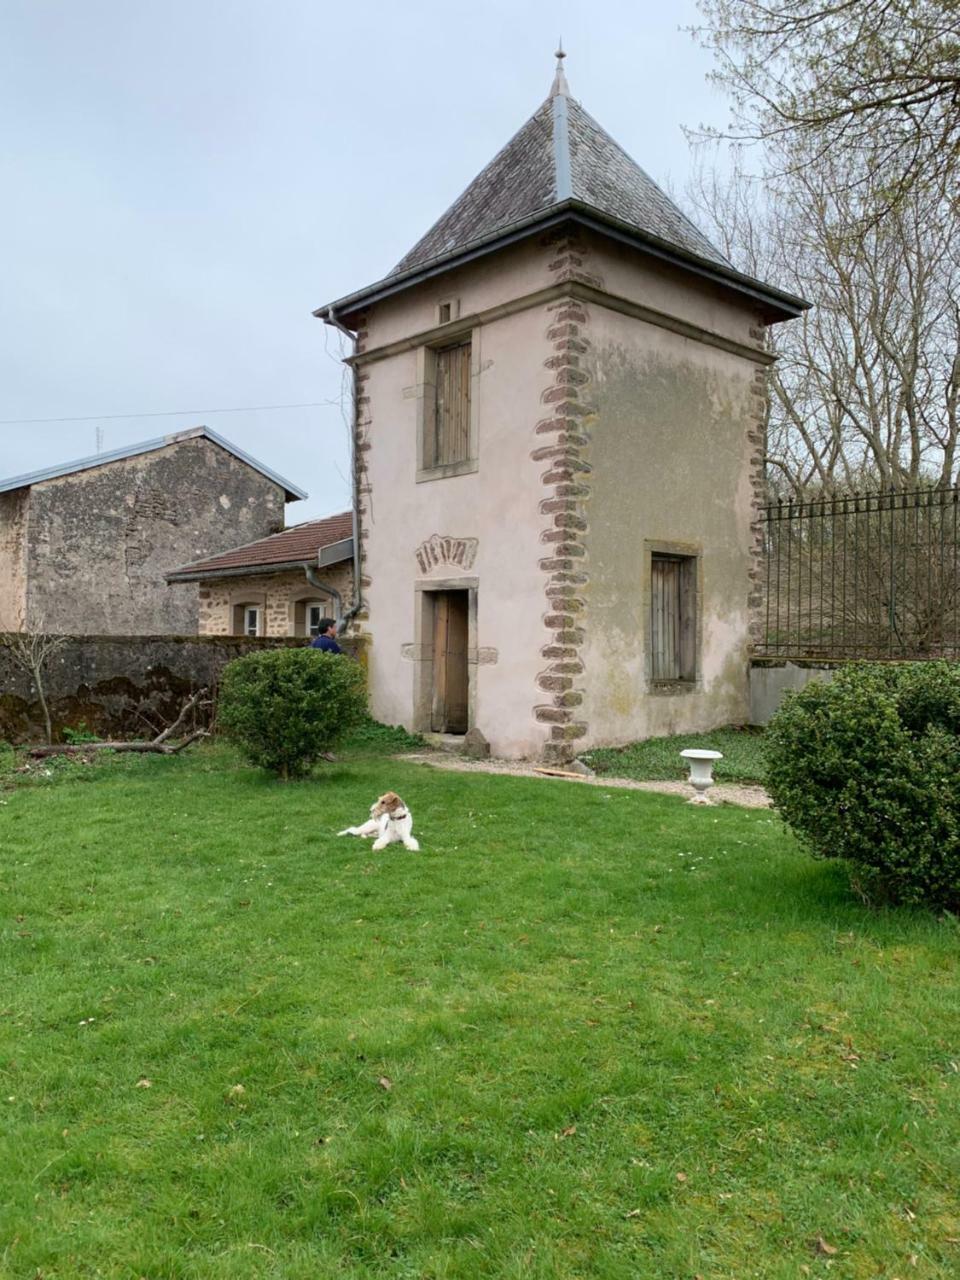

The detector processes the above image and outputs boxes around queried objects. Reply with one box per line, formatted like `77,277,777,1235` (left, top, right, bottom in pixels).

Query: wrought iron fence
756,486,960,659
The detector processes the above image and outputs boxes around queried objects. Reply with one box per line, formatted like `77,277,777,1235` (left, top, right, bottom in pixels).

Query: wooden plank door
431,591,469,733
443,593,469,732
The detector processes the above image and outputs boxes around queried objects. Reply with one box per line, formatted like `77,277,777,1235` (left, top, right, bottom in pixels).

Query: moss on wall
0,633,367,743
582,322,756,744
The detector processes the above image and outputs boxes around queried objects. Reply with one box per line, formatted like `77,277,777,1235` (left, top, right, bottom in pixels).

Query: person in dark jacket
309,618,343,654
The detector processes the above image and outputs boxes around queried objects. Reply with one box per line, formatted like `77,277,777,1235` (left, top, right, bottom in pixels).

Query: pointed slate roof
316,58,806,323
391,72,731,278
389,96,558,277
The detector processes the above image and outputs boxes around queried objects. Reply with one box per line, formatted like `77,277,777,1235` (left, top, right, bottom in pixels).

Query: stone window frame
227,590,267,637
304,601,327,638
436,297,460,326
415,327,480,484
288,588,340,637
642,539,703,693
410,576,479,733
239,604,263,637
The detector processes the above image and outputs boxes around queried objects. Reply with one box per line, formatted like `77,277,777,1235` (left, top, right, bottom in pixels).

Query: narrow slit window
436,298,459,325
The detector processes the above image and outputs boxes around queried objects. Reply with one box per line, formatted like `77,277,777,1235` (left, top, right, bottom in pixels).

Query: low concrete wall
0,633,366,744
749,660,839,725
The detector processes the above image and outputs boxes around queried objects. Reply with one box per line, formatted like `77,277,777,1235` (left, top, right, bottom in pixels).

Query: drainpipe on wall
303,565,342,619
324,305,362,634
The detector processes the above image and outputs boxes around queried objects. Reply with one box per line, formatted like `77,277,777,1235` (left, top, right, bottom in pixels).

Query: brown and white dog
338,792,420,852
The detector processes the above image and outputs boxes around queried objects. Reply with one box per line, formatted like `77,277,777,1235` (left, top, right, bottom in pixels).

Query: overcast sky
1,0,729,522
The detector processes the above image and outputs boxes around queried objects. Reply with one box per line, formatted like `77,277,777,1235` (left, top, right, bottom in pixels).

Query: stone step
421,732,467,754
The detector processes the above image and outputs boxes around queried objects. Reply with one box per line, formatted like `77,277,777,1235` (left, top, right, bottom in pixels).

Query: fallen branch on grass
27,689,212,758
29,730,209,758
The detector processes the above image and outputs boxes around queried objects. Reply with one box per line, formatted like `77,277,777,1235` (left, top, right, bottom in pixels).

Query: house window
292,598,337,637
428,339,472,469
232,604,262,637
650,553,697,683
306,602,325,637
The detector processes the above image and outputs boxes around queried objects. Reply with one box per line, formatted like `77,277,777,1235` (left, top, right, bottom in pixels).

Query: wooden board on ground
531,766,590,780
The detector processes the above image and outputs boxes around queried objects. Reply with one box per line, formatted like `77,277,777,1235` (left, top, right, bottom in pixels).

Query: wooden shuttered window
650,553,697,682
651,557,682,680
429,340,472,468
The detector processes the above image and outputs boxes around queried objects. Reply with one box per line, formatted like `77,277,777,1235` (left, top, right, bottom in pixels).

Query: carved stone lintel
415,534,478,575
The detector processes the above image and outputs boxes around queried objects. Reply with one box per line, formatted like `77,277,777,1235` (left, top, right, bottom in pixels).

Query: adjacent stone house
166,511,355,637
316,57,806,760
0,427,305,635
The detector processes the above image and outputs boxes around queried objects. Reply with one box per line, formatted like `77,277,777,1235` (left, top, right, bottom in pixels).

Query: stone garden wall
0,633,366,743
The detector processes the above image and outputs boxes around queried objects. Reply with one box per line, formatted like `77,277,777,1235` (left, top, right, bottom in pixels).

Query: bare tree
686,147,960,494
692,0,960,207
758,488,960,658
1,615,68,745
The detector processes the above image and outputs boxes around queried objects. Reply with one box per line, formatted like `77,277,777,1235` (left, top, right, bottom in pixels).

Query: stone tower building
315,57,805,760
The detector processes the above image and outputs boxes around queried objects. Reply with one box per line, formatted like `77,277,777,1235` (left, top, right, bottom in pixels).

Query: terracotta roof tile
168,511,353,579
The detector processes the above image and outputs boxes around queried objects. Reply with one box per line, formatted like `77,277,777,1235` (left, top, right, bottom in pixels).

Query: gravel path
400,752,771,809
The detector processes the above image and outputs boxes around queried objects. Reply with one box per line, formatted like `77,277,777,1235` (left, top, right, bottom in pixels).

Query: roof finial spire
551,39,570,98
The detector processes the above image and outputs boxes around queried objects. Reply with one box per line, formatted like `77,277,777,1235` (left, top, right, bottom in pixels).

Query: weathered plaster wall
585,231,767,353
23,436,287,635
0,490,29,630
359,283,553,759
197,563,355,636
580,305,761,745
0,632,366,743
355,232,767,361
365,239,554,349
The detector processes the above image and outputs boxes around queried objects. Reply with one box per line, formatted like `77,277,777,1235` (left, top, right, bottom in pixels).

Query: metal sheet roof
0,426,308,501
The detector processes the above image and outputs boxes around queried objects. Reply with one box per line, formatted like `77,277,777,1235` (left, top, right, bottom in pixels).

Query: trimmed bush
218,648,367,780
766,662,960,910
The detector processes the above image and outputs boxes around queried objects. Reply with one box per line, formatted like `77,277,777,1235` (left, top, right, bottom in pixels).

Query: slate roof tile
565,98,731,268
390,79,731,278
391,100,557,276
316,63,806,321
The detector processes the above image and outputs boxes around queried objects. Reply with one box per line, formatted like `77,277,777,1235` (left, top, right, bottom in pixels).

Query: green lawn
1,745,958,1279
584,727,768,785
